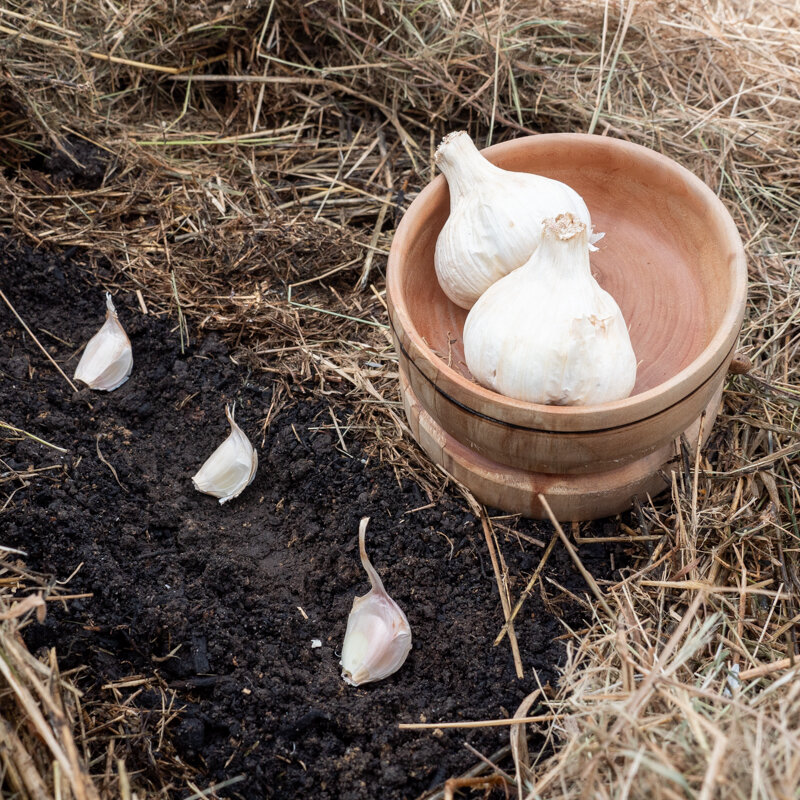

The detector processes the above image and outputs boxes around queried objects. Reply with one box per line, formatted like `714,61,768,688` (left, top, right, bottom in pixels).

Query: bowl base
400,369,721,521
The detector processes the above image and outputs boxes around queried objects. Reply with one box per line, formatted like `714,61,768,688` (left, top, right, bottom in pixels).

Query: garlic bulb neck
435,131,498,201
432,130,597,310
529,213,593,282
543,212,588,242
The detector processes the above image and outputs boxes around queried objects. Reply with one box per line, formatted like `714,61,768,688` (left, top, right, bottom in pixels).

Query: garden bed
2,241,621,798
2,1,799,797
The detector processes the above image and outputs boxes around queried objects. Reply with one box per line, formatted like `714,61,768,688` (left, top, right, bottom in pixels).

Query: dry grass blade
510,690,542,799
0,592,45,621
539,495,614,618
0,288,79,393
1,0,800,797
0,565,102,800
495,533,557,646
461,486,525,679
0,421,68,454
399,713,559,731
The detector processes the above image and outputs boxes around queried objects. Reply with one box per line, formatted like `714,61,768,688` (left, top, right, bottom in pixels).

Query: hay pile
0,560,103,799
1,0,799,797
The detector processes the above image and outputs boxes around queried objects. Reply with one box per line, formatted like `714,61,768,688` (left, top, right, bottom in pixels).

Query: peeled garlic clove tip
340,518,412,686
73,292,133,391
192,404,258,503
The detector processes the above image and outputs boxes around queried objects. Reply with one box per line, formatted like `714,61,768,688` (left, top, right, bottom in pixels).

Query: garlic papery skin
340,517,412,687
73,293,133,391
434,131,597,310
463,213,637,406
192,404,258,504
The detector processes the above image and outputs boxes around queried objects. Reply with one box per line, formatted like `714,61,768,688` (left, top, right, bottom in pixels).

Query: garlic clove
340,517,412,687
434,131,598,309
73,293,133,391
463,213,636,406
192,404,258,504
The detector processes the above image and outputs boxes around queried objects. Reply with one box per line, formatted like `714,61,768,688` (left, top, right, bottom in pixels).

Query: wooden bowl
400,368,722,521
387,134,747,483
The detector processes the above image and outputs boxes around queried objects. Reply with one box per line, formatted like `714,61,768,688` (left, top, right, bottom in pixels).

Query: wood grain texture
387,133,747,475
400,368,722,521
395,340,733,474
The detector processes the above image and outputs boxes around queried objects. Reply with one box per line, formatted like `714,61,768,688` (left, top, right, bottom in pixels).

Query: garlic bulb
463,213,636,406
73,293,133,391
435,131,600,309
192,404,258,504
340,517,411,687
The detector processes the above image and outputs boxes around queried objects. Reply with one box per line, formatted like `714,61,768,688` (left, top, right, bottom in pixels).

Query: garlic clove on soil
434,131,600,310
192,404,258,504
73,293,133,391
463,213,637,406
340,517,412,687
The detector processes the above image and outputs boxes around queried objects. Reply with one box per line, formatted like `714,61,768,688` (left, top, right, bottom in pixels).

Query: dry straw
0,563,101,800
1,0,799,797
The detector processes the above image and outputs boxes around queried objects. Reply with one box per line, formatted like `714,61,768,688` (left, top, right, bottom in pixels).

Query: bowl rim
386,132,748,432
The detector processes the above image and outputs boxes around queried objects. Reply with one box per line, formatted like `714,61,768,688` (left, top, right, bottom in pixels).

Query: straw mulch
1,0,799,797
0,562,100,800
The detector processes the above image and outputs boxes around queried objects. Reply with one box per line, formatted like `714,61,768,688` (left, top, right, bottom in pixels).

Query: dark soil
1,241,624,799
42,136,110,189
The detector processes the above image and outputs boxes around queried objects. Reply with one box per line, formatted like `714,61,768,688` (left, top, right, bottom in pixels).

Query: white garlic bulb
192,404,258,504
340,517,411,687
73,293,133,391
463,213,636,406
434,131,600,310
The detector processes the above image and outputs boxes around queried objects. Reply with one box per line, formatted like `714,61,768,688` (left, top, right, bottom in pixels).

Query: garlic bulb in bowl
434,131,599,310
463,213,636,406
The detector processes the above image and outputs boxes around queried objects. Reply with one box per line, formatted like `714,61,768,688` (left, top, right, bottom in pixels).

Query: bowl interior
398,136,740,398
